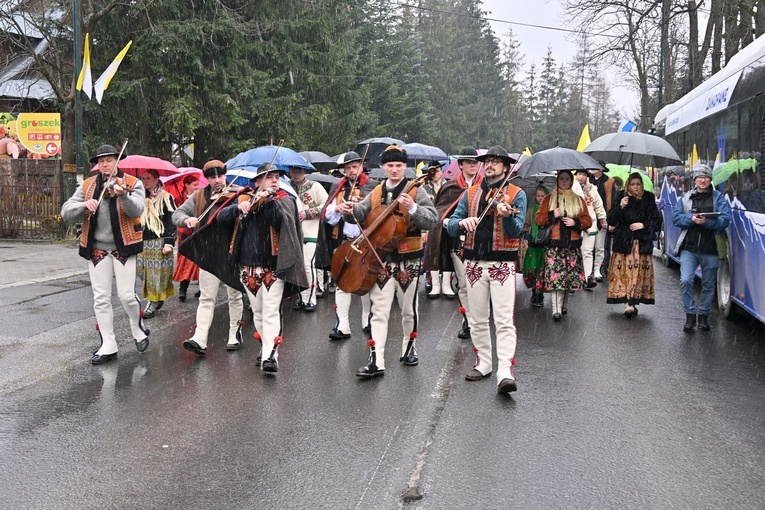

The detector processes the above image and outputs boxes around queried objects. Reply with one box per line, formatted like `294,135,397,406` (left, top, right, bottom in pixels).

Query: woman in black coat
606,172,661,318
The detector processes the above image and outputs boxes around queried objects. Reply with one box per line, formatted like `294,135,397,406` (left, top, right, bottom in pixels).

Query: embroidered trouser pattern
367,259,421,370
89,254,144,355
464,260,518,384
192,269,244,348
241,266,285,365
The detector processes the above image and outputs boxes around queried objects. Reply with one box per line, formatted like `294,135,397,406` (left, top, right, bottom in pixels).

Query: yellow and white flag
75,34,92,99
576,124,591,152
93,41,133,104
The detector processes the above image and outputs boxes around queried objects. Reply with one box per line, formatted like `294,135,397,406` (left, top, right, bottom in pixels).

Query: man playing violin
172,160,246,355
316,151,376,341
338,145,438,378
61,144,149,365
447,145,527,394
423,146,484,339
217,162,308,374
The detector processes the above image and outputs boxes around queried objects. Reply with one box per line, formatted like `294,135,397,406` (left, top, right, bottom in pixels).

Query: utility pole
73,0,83,174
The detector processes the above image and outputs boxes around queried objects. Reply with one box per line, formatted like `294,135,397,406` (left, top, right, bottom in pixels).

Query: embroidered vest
79,174,143,259
462,183,521,259
369,184,423,255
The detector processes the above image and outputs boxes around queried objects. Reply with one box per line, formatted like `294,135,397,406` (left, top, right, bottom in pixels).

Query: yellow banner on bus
16,113,62,157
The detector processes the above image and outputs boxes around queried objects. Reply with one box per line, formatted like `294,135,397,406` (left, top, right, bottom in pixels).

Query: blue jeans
679,250,719,315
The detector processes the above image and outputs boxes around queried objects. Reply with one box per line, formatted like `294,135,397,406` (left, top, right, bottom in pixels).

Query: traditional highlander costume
61,144,149,364
137,169,176,318
423,146,484,339
345,146,438,378
316,152,376,340
289,168,328,311
172,160,245,354
447,145,526,394
217,163,308,373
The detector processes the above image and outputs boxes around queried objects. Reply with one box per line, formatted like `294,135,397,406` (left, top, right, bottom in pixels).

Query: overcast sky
481,0,640,119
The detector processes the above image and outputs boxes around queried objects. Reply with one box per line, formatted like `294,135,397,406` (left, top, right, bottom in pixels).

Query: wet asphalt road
1,255,765,509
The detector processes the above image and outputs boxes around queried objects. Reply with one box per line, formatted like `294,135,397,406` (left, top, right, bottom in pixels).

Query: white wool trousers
464,260,518,384
242,269,285,365
450,251,470,318
299,241,323,305
367,265,420,371
593,229,608,278
89,254,144,355
192,269,244,348
581,232,597,279
334,288,371,335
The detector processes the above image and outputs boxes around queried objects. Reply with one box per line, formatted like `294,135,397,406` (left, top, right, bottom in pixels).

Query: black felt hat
89,144,127,164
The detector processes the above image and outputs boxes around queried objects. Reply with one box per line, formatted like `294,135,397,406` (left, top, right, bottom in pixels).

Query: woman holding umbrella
606,172,661,318
137,169,177,318
535,170,592,321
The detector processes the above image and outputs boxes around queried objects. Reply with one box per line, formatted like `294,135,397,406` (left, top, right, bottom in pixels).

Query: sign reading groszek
16,113,62,157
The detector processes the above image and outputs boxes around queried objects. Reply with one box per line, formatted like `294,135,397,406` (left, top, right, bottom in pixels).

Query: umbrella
515,147,604,178
583,131,682,168
298,151,337,173
354,138,406,169
161,167,207,205
357,137,405,146
442,149,488,180
509,172,557,202
401,142,448,161
711,158,757,185
604,164,654,193
91,154,179,177
369,167,416,179
225,145,315,173
306,172,340,193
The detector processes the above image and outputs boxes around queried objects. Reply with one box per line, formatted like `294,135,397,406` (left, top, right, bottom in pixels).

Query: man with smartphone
671,164,730,332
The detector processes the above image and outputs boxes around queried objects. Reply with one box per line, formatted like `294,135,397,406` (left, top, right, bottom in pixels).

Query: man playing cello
337,145,438,378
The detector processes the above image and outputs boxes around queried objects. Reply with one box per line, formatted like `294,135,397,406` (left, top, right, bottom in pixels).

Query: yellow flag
522,147,532,156
93,41,133,104
576,125,591,152
75,34,92,99
690,144,699,168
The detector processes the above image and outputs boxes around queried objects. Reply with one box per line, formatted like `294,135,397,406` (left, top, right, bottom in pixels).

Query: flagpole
73,0,83,174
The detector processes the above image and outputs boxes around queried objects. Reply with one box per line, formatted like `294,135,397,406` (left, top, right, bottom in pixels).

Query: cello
331,168,436,295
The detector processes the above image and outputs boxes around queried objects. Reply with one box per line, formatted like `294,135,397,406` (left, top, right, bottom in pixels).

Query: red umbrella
161,167,207,205
442,149,487,180
91,154,179,177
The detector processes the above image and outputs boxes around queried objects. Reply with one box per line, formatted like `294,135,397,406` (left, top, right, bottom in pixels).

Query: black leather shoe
562,306,568,315
226,341,242,351
143,302,158,319
465,369,490,381
427,292,440,300
363,324,371,335
261,359,278,373
356,363,385,378
304,303,316,312
497,378,518,394
293,300,305,311
155,301,164,311
135,337,150,353
698,314,711,330
585,277,597,290
553,312,562,321
594,275,604,282
683,313,697,332
182,339,206,355
256,351,262,365
329,330,351,341
178,289,187,302
442,292,456,300
457,327,471,339
194,290,201,298
91,352,117,365
400,353,418,366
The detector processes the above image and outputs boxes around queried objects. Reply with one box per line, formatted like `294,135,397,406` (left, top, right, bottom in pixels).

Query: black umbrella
306,172,340,193
509,172,557,201
515,147,604,178
298,151,337,173
583,131,683,168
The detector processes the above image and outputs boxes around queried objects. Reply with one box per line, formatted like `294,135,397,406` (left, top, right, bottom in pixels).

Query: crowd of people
61,142,732,396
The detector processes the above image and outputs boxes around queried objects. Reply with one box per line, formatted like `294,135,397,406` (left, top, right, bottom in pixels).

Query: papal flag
576,124,591,152
93,40,133,104
75,34,93,99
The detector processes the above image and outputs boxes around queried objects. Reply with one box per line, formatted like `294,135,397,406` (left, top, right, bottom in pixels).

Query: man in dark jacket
671,164,731,331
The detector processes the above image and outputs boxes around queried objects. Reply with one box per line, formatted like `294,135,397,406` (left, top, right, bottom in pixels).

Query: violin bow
95,139,129,209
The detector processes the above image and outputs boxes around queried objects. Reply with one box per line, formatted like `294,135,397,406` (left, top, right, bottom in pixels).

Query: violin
238,187,277,212
210,183,243,203
484,188,521,216
102,176,136,199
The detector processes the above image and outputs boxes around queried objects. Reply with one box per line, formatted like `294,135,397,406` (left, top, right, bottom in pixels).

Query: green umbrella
711,158,757,185
605,164,654,193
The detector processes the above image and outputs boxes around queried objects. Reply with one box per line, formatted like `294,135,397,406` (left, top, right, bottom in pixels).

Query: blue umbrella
224,167,299,199
225,145,316,174
401,142,448,161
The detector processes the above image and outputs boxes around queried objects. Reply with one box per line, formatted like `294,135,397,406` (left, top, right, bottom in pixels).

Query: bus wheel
717,255,736,320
